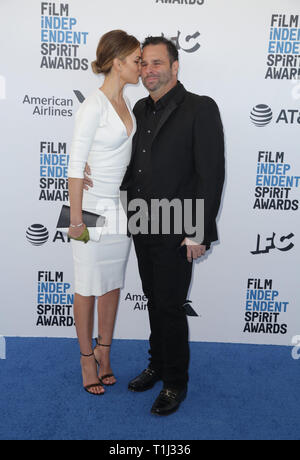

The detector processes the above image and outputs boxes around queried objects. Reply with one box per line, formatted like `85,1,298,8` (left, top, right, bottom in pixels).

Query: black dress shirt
130,82,183,202
121,80,225,247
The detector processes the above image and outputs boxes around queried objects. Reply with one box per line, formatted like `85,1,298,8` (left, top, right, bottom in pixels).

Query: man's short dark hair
142,36,179,65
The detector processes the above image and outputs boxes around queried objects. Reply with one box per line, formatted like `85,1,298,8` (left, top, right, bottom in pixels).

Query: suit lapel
128,83,186,167
152,100,178,143
151,83,187,143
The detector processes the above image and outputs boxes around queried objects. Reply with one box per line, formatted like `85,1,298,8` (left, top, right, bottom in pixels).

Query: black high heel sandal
80,352,105,395
94,338,117,386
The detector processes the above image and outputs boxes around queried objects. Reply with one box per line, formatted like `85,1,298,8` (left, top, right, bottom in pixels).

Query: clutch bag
57,204,106,242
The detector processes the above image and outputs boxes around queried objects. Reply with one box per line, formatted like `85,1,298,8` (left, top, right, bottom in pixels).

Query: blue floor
0,338,299,440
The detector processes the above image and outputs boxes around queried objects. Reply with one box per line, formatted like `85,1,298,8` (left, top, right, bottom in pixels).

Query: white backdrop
0,0,299,346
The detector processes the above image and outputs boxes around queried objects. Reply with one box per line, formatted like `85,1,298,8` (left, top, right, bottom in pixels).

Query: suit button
147,130,151,134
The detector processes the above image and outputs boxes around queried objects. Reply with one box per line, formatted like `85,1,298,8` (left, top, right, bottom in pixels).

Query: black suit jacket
120,83,225,246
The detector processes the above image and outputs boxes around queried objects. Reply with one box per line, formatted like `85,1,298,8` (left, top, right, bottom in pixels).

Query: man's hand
181,238,206,263
83,163,93,190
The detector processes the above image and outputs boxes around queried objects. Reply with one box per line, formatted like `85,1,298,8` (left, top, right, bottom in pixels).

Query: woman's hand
68,223,87,239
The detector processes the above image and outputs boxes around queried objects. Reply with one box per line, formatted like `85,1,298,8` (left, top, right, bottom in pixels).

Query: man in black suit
120,36,225,416
85,36,224,415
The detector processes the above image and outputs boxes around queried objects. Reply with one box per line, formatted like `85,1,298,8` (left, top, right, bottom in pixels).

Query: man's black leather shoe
128,368,161,392
151,387,187,416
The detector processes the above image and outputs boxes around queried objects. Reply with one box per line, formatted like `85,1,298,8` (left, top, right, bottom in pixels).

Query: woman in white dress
68,30,141,395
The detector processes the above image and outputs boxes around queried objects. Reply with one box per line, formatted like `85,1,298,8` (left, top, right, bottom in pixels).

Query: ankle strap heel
94,337,112,348
93,337,116,386
79,351,105,396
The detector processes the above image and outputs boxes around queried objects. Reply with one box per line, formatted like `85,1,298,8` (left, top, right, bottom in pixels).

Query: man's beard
142,70,172,92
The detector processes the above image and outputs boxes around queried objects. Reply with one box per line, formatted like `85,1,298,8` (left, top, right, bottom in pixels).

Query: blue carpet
0,338,299,440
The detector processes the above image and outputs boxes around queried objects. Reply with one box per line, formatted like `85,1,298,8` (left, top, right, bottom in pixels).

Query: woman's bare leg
74,293,105,394
94,288,120,385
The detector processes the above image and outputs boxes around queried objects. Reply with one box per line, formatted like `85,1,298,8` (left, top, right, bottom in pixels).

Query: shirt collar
146,81,183,110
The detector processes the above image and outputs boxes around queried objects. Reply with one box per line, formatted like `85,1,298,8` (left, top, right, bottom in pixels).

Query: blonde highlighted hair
91,30,140,75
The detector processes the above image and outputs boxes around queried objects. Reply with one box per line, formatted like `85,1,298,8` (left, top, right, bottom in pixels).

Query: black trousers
133,235,193,390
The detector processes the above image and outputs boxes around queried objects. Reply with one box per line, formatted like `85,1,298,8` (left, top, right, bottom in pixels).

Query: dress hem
73,280,124,298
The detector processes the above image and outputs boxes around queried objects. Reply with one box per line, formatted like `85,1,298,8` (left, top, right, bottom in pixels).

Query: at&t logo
250,104,300,126
26,223,70,246
250,104,273,126
26,224,49,246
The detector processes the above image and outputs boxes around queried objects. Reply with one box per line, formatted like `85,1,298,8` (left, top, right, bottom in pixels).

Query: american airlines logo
73,90,85,103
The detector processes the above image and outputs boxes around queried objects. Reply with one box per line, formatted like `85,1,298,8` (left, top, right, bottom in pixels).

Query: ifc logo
250,104,273,127
26,224,49,246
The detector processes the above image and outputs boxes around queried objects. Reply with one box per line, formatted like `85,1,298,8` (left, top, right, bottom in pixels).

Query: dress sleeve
68,94,101,179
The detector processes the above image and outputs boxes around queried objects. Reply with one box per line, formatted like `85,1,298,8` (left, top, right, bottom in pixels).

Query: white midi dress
68,89,135,296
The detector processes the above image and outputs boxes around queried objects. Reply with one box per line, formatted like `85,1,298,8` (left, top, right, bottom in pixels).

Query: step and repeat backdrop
0,0,299,345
